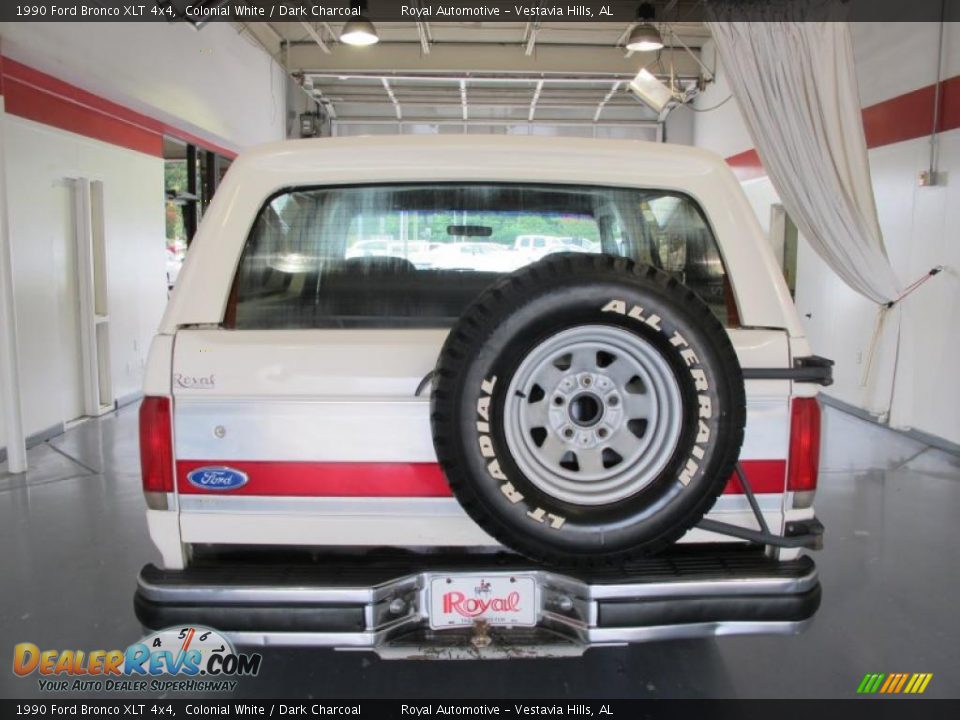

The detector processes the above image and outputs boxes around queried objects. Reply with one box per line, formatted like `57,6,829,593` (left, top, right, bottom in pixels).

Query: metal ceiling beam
528,80,544,122
593,81,622,122
339,92,631,103
416,22,431,54
334,118,660,127
323,97,640,107
332,84,633,97
322,22,340,42
525,22,541,57
306,71,700,85
381,77,402,120
287,43,702,77
300,22,331,55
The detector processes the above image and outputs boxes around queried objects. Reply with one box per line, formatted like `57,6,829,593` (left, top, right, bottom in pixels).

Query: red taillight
139,396,173,498
787,397,821,493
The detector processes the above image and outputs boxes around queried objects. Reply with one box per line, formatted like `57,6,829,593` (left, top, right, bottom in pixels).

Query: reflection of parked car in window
422,242,524,273
344,237,395,258
514,234,598,261
563,237,602,253
346,238,438,268
138,136,829,658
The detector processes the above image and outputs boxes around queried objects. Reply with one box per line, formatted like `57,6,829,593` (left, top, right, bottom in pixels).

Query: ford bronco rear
134,136,826,657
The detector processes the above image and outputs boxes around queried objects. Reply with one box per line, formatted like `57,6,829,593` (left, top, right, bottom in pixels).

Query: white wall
691,24,960,446
0,21,288,459
691,41,755,159
0,21,287,150
0,117,167,441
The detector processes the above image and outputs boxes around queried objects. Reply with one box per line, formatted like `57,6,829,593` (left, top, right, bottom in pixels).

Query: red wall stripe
0,56,237,159
175,459,786,498
3,72,162,157
862,76,960,149
725,148,765,182
725,75,960,177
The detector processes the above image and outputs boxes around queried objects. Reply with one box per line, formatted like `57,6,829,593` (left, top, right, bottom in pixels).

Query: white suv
136,135,829,656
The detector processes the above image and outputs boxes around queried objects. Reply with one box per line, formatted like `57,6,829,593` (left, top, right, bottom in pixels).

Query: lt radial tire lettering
432,254,746,566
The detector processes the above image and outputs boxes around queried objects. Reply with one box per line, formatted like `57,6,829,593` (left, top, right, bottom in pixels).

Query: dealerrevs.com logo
13,626,261,693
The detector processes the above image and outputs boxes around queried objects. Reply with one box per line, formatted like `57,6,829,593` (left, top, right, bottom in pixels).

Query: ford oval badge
187,466,249,491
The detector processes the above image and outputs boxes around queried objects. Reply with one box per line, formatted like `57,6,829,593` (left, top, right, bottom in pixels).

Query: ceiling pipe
926,0,947,183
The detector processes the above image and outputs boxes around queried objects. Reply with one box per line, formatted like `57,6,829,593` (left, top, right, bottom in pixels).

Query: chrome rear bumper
134,547,820,659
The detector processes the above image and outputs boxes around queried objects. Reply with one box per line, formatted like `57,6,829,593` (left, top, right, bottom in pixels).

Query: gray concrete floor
1,405,958,699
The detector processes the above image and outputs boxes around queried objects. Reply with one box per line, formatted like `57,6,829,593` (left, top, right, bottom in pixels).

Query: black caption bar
0,0,956,23
2,700,960,718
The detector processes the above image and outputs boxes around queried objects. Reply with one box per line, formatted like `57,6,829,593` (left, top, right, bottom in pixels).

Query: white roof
234,135,732,192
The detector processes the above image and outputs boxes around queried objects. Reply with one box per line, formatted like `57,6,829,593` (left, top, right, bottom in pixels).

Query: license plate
428,575,538,629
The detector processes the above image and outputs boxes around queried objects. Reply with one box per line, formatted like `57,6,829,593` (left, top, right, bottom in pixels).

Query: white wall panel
2,117,167,437
690,40,755,158
850,22,958,107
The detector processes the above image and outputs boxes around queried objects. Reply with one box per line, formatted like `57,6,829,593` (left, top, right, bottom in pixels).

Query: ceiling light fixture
341,0,379,47
628,68,675,114
627,24,664,52
626,2,664,53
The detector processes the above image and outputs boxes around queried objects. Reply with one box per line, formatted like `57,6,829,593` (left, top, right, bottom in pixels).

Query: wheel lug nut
554,396,564,406
608,396,619,407
598,428,608,438
563,428,574,439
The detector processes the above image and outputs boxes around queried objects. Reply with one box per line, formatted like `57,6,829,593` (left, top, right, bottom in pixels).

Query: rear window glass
228,184,734,329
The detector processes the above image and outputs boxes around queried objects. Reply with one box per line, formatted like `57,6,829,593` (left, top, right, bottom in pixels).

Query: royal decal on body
602,299,713,487
174,373,215,389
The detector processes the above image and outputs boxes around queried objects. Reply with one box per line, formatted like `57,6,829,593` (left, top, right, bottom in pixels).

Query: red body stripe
176,459,785,497
178,461,452,497
721,459,785,494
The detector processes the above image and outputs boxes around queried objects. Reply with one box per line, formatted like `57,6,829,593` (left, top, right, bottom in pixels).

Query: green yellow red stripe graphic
857,673,933,694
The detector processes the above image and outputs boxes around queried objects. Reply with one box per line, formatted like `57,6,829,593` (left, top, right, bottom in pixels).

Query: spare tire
431,254,745,565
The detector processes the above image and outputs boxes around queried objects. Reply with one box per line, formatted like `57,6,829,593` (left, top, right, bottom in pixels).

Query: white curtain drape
706,21,900,305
